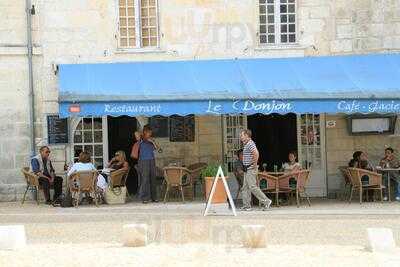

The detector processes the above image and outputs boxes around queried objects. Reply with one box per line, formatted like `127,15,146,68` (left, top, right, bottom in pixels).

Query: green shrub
200,164,228,179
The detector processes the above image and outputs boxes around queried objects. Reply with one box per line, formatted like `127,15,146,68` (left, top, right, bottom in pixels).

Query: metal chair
163,166,192,203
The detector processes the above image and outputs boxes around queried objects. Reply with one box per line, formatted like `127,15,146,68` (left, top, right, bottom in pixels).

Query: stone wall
1,0,400,201
155,116,223,167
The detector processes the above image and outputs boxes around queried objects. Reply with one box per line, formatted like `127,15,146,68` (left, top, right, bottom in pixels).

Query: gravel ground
1,200,400,266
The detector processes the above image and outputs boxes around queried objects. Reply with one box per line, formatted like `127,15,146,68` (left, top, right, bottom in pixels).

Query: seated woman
67,151,96,177
349,151,374,191
348,151,363,168
349,151,374,171
67,151,107,197
282,151,302,173
107,150,129,171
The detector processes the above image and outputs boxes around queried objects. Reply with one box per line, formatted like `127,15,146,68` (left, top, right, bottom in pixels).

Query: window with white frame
259,0,296,45
73,118,104,169
118,0,158,48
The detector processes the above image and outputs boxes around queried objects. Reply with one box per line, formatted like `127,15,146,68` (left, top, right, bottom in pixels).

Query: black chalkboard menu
169,115,195,142
149,116,169,138
47,115,68,144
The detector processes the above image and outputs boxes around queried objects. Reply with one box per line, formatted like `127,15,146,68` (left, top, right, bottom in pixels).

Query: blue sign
59,99,400,118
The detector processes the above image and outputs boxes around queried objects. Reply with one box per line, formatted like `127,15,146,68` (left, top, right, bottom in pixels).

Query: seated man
233,149,244,199
30,146,63,205
379,147,400,201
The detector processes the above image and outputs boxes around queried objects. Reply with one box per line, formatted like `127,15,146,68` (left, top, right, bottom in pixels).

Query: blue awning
59,53,400,117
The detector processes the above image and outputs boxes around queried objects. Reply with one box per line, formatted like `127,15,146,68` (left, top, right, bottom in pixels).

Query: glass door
223,115,247,173
297,114,327,197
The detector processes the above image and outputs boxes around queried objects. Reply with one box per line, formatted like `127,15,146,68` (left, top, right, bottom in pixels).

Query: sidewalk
1,199,400,266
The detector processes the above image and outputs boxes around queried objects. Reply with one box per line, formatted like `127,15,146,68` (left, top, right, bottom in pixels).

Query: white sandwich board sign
203,166,237,216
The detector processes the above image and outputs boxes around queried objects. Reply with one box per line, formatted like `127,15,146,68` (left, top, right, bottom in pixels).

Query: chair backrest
187,162,207,171
109,168,129,187
257,173,277,190
278,170,311,189
347,168,362,187
69,170,98,192
21,168,39,187
339,166,351,185
186,162,207,182
163,167,190,186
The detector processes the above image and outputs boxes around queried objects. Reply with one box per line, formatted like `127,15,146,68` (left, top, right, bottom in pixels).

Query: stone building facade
1,0,400,201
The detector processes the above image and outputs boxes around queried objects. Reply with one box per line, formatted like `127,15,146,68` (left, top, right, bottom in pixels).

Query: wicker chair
163,166,192,203
21,167,41,205
347,167,384,204
109,168,129,188
338,166,352,201
68,170,99,207
278,170,311,207
186,162,207,198
257,172,279,206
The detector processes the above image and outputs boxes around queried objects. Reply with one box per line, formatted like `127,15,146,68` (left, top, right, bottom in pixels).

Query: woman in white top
67,151,96,177
282,151,302,173
68,151,107,191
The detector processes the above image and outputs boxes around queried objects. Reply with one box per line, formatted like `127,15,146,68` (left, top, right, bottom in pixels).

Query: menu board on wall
169,115,195,142
47,115,68,144
149,116,169,137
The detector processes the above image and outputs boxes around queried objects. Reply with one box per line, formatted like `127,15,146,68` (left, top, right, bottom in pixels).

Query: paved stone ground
1,199,400,266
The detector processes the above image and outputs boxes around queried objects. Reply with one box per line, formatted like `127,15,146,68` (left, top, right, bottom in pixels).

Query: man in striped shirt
240,129,272,211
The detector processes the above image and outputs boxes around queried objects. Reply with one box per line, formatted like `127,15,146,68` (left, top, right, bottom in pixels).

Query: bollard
0,225,26,250
122,224,148,247
367,228,396,253
241,225,266,248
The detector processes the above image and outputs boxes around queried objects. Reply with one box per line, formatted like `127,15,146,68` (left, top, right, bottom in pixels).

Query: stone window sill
115,48,167,54
254,44,306,51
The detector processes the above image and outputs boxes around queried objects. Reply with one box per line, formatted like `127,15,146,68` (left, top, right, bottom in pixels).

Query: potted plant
201,164,229,203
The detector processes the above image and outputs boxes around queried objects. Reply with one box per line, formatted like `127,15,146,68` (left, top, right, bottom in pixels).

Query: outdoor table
375,166,400,202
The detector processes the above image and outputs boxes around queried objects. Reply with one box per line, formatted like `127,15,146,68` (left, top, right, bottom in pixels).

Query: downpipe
26,0,35,156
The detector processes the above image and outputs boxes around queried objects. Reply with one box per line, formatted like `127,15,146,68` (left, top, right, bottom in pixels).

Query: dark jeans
39,176,63,201
137,159,157,201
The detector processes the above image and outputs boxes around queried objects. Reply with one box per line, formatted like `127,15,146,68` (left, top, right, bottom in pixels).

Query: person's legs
241,172,251,208
138,160,151,201
149,159,158,201
382,173,389,199
247,169,270,205
53,176,63,201
38,177,50,202
389,172,400,200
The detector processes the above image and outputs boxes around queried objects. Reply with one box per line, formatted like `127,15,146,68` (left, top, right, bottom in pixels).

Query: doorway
108,116,138,194
247,113,297,171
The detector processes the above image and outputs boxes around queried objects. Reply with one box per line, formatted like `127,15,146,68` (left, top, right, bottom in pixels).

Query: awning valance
58,53,400,117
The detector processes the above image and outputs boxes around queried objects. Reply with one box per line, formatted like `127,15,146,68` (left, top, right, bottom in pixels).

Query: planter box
204,176,229,203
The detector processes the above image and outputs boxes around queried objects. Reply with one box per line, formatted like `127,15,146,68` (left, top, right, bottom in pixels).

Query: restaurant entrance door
247,113,298,171
107,116,138,195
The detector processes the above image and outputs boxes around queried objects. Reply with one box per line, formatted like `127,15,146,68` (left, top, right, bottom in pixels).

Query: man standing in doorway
240,129,272,211
137,125,159,203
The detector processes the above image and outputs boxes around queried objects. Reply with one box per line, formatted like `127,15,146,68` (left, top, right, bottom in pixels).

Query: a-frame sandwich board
203,166,237,216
